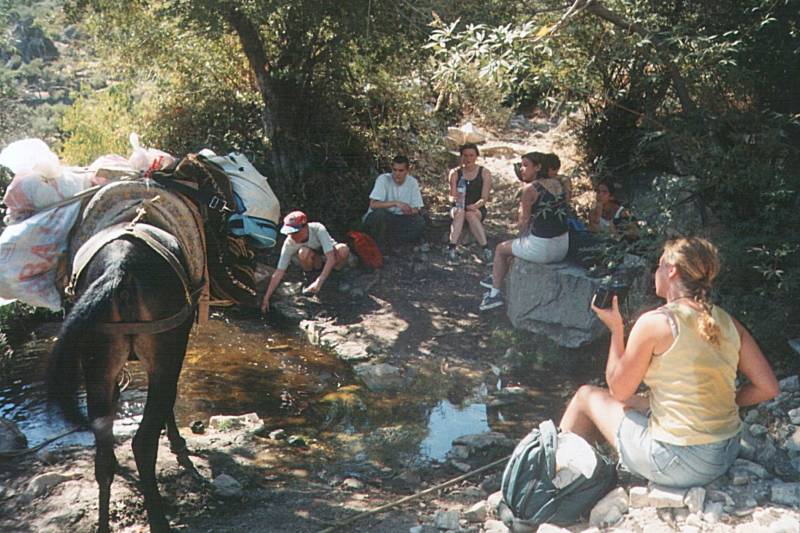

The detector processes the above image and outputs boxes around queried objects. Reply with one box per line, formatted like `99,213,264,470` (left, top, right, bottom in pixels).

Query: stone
750,424,769,437
589,487,628,527
732,458,770,479
756,439,778,468
452,432,514,452
770,515,800,533
506,257,649,348
0,418,27,453
535,524,571,533
703,501,724,524
483,519,509,533
450,460,472,473
36,449,58,465
433,509,460,530
449,444,470,460
648,484,687,508
464,501,487,522
779,374,799,393
269,429,287,440
770,482,800,506
286,435,306,447
353,362,408,392
409,526,438,533
341,478,364,490
785,427,800,452
212,474,242,499
743,409,761,424
27,473,77,497
209,412,262,431
684,487,706,514
629,485,649,508
486,491,503,516
739,431,759,461
333,341,371,362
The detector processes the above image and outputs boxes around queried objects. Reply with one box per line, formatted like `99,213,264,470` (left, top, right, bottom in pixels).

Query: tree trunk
222,8,310,184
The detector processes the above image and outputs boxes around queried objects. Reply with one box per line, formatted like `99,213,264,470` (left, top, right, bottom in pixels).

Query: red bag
347,230,383,269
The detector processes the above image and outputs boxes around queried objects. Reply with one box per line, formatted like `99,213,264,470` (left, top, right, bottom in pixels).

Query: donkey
46,223,198,533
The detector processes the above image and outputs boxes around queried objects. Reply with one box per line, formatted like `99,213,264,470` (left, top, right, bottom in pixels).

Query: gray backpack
500,420,617,525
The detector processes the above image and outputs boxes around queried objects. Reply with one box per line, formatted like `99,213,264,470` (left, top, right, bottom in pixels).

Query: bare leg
491,240,514,290
464,210,487,246
449,207,466,245
333,243,350,270
559,384,626,447
297,246,322,271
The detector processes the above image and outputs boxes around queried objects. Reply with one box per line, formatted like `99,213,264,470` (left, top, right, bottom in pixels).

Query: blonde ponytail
663,237,721,345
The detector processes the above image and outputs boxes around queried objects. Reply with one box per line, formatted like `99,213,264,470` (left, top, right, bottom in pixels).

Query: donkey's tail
45,269,122,427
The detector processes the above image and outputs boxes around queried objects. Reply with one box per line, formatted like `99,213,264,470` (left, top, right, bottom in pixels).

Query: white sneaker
482,247,493,265
446,248,459,265
479,275,494,289
479,292,504,311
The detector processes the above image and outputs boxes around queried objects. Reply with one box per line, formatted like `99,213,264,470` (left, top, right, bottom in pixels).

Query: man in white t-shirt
362,155,425,249
260,210,350,314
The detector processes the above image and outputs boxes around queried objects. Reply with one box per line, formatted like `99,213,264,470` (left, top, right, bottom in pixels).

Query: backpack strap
539,419,558,481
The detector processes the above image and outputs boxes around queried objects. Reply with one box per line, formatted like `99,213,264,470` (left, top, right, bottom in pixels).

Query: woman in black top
447,143,493,265
479,152,569,311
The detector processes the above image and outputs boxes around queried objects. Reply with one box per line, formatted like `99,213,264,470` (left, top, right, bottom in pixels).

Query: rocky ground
2,116,800,532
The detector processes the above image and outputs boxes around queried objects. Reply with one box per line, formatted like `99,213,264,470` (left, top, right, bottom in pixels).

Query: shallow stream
1,311,581,466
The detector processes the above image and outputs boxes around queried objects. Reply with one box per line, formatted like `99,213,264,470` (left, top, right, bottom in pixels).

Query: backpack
501,420,617,526
347,230,383,269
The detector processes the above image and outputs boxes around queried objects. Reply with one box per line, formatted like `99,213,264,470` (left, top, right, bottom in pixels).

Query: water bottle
456,177,467,209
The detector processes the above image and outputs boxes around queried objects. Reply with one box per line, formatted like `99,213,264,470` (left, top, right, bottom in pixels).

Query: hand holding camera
591,276,629,333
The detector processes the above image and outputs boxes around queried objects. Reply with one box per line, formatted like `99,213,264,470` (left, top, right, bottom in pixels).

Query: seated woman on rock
588,179,636,238
560,237,779,487
479,152,568,311
446,143,493,265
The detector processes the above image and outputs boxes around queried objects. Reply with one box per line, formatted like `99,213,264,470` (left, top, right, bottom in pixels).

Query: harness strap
95,287,203,335
68,222,194,306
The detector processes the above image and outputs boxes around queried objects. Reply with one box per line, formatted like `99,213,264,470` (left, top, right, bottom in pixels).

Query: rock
353,362,408,392
732,458,770,479
788,408,800,425
480,145,520,158
449,444,471,460
486,491,504,516
483,519,510,533
647,484,687,508
409,526,438,533
506,258,649,347
0,418,27,453
333,340,371,362
744,410,761,424
535,525,570,533
212,474,242,499
209,412,262,431
770,482,800,506
464,501,487,522
397,469,422,488
447,122,486,147
739,431,759,461
684,487,706,514
452,432,514,453
703,501,724,523
190,420,205,434
629,485,649,507
589,487,628,527
287,435,306,447
450,460,472,473
269,429,286,440
433,509,460,530
341,478,364,490
750,423,769,437
36,449,58,465
779,374,799,393
27,472,76,497
785,427,800,452
770,515,800,533
756,439,778,469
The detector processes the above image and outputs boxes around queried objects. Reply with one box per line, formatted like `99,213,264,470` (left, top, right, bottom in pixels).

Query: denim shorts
616,410,740,488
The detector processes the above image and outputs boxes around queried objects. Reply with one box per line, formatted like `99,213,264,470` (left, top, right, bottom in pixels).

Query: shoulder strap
457,168,463,179
539,419,558,480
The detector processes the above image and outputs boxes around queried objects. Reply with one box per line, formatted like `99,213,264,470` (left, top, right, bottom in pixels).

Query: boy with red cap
260,211,349,313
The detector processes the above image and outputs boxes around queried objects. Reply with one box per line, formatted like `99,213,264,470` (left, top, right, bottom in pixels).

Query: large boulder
0,417,27,453
505,256,651,347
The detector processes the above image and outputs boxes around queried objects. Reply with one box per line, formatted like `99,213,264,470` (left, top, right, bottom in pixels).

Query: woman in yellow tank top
559,237,780,487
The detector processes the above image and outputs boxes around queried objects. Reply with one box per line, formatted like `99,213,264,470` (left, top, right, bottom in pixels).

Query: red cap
280,210,307,234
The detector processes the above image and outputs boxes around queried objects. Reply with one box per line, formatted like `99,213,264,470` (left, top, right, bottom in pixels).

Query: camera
593,276,630,309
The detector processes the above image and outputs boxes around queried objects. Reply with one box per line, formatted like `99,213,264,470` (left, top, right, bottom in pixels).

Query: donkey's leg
133,328,190,533
84,342,128,533
165,411,187,454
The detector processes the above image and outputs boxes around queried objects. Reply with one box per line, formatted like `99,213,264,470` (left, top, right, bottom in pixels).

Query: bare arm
517,184,537,231
594,297,667,401
733,318,780,406
370,199,400,210
304,250,337,294
448,169,458,204
260,268,286,312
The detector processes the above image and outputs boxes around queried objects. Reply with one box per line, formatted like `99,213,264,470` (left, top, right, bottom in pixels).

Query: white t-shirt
277,222,336,270
365,173,424,217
